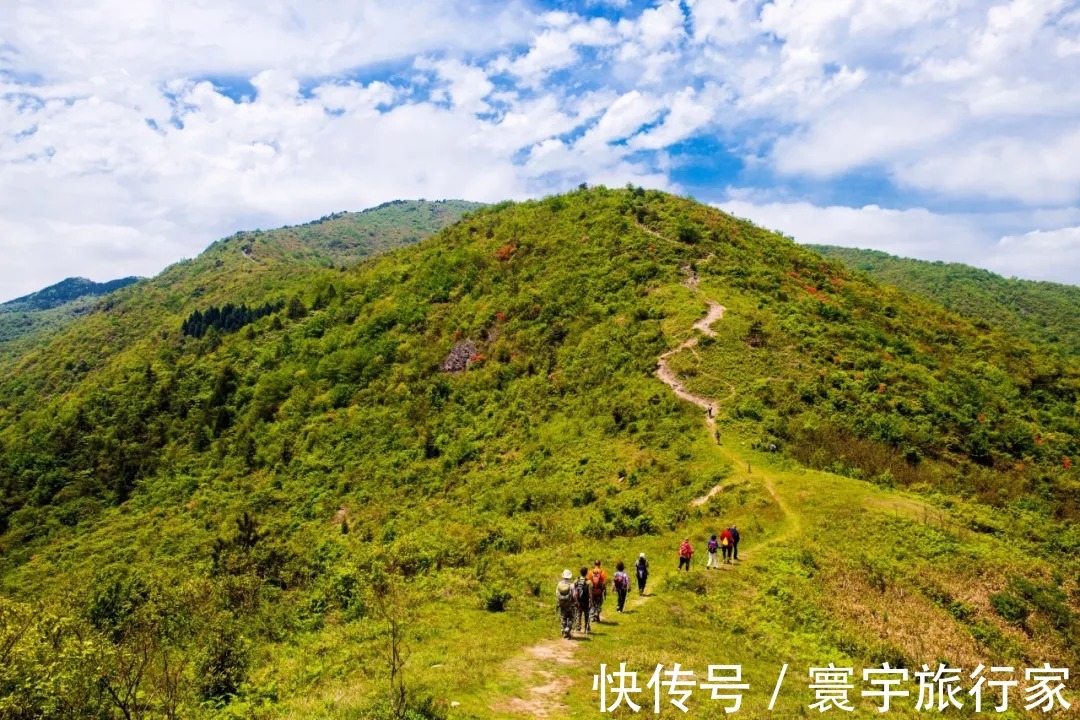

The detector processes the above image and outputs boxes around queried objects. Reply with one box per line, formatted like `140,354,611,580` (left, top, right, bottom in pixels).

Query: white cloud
416,58,494,114
0,0,536,81
771,91,960,176
631,85,726,150
576,90,663,151
494,14,618,86
895,128,1080,204
989,226,1080,280
2,0,1080,299
718,196,1080,283
632,1,687,51
685,0,758,45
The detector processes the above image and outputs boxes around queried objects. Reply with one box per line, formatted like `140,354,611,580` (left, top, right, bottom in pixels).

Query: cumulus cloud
719,196,1080,284
0,0,535,81
1,0,1079,299
989,226,1080,280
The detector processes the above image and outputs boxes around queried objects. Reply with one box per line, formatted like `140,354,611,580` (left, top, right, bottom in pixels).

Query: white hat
639,552,646,558
562,569,573,580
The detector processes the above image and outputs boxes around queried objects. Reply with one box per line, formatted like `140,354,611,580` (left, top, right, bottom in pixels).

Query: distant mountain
809,245,1080,357
0,277,142,356
0,199,483,362
203,198,485,267
2,276,141,312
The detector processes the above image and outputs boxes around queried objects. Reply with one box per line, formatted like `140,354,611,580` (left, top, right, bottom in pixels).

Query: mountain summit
0,187,1076,718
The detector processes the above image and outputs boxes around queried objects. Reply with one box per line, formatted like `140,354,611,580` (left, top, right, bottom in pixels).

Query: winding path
655,281,725,421
653,263,798,534
494,227,800,718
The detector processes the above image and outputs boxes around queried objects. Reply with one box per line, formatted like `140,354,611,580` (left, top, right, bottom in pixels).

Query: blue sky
1,0,1079,301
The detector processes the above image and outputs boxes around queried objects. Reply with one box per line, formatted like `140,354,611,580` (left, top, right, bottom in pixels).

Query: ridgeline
0,188,1076,718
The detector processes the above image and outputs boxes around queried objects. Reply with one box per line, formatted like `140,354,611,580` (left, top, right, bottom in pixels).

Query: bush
86,568,150,642
196,620,251,701
482,586,513,613
969,620,1025,660
1010,576,1073,630
675,216,702,244
948,600,975,622
989,592,1028,624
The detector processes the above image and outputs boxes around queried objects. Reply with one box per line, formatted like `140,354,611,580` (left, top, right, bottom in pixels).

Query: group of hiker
680,525,740,570
555,527,740,639
555,555,650,639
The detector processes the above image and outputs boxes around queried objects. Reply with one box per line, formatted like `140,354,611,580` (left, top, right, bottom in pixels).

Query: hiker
556,570,577,639
635,553,649,594
588,560,608,622
678,537,694,571
729,524,741,561
613,561,630,612
706,533,720,569
574,567,592,634
720,527,734,564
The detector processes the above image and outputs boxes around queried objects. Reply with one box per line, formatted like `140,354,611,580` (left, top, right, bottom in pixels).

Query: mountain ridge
0,188,1075,718
0,199,482,374
1,276,142,310
809,244,1080,357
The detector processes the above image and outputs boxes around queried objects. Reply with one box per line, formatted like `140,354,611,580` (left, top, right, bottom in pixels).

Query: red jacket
719,529,734,547
679,541,693,558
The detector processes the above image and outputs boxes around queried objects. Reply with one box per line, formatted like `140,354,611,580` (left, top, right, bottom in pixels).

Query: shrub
948,600,975,622
196,620,251,701
482,586,513,613
989,592,1028,624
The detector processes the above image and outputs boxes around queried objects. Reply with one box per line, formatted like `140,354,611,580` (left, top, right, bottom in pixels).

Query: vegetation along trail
8,188,1075,718
655,264,801,540
495,228,807,718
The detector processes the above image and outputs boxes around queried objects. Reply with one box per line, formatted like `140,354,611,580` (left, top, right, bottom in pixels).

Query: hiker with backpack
678,537,694,571
574,567,592,634
720,527,734,564
635,553,649,595
556,570,577,638
588,560,608,622
613,562,630,612
729,524,741,561
706,534,720,569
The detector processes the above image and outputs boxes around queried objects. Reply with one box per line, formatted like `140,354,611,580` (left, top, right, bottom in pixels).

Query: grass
1,188,1076,719
259,383,1066,717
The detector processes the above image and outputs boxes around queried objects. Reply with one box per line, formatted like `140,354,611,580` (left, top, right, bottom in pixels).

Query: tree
746,319,766,348
286,295,307,320
369,566,414,719
194,618,249,703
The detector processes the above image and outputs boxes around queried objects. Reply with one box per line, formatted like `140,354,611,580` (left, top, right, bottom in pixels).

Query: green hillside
0,277,141,359
0,201,480,366
0,188,1077,719
2,277,142,312
809,245,1080,357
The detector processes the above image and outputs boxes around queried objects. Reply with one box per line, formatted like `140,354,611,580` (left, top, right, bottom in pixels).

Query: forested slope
0,188,1076,718
810,244,1080,357
0,277,141,359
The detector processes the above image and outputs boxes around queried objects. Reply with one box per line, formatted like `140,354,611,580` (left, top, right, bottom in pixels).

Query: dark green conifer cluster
180,301,284,338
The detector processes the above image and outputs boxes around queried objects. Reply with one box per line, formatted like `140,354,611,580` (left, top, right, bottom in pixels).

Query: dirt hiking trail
493,639,577,718
493,229,802,717
653,262,801,538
